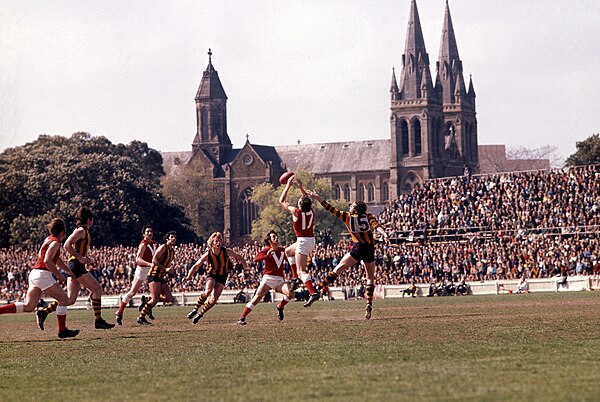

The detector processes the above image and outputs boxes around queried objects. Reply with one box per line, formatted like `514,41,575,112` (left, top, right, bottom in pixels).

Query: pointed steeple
468,74,476,98
195,49,227,100
437,0,466,104
399,0,433,100
390,67,399,99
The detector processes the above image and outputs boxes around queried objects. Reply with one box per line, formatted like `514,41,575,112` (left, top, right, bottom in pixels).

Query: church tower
192,49,232,164
437,0,478,172
390,0,445,196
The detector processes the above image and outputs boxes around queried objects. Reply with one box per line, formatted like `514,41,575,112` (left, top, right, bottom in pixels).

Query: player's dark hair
300,195,312,212
354,201,367,215
142,225,153,236
48,218,66,237
75,206,94,226
165,231,177,241
264,230,278,246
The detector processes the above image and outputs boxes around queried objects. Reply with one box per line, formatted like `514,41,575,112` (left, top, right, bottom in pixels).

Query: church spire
195,48,227,100
437,0,466,104
399,0,433,100
390,67,399,99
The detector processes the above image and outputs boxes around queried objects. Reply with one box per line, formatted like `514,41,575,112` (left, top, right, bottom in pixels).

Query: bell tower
192,49,232,164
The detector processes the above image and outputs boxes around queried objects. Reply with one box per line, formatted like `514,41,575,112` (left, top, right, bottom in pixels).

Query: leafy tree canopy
565,133,600,166
0,133,196,247
250,169,347,247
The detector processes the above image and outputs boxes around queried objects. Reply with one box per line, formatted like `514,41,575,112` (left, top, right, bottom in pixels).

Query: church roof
275,139,391,174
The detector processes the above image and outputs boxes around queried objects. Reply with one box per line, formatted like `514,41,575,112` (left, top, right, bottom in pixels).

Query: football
279,171,295,185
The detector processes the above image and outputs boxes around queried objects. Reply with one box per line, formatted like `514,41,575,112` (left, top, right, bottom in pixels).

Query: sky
1,0,599,163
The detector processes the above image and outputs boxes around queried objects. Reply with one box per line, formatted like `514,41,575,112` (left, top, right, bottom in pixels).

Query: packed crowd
1,165,599,302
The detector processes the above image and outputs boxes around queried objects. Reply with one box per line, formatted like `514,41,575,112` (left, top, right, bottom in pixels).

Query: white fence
34,275,598,310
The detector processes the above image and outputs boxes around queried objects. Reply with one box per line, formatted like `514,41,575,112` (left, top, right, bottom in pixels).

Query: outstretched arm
279,175,296,214
184,252,208,282
227,248,249,270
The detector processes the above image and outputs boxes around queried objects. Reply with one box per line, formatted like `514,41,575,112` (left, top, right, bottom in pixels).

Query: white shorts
260,274,286,289
28,269,57,291
296,237,316,256
134,266,150,281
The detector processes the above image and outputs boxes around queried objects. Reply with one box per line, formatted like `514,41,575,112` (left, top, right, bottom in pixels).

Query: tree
161,161,224,241
565,133,600,166
250,169,347,246
0,133,196,247
506,145,563,169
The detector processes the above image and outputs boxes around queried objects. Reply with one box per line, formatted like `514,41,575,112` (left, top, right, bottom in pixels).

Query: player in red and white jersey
236,230,295,325
0,218,79,338
279,174,320,306
115,225,157,325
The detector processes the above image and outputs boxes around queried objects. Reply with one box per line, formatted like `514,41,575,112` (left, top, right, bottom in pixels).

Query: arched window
367,183,375,202
400,120,409,156
201,109,209,141
343,184,351,201
239,188,258,237
413,119,422,155
334,184,341,200
382,181,389,201
357,183,366,202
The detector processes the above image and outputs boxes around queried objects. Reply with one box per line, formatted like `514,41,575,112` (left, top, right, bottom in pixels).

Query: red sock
291,264,298,279
57,314,66,333
240,307,252,319
0,304,16,314
117,301,127,315
304,279,316,294
277,299,289,309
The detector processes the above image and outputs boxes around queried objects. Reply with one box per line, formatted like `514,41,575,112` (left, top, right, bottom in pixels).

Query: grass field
2,292,600,401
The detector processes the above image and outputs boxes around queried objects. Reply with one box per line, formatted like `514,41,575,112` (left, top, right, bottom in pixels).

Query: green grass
2,292,600,401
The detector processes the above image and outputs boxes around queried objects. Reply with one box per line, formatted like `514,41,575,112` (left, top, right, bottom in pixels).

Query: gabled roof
275,140,390,174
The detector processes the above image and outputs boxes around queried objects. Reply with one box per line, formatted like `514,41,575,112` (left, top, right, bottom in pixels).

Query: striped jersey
148,245,175,279
68,226,91,262
206,246,233,276
320,200,380,245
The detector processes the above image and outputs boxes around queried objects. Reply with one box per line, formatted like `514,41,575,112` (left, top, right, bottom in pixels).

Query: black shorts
208,273,227,286
68,260,88,279
349,242,375,263
147,275,167,284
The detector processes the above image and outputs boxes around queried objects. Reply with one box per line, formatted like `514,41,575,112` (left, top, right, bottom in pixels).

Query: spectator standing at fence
137,231,177,325
184,232,249,324
0,218,79,338
307,190,388,319
115,225,156,325
237,230,295,325
279,175,319,303
37,207,115,330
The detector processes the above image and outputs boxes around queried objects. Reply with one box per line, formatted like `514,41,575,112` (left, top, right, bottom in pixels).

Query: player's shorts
147,275,167,284
296,237,316,256
260,274,286,289
134,266,150,281
208,272,228,286
349,242,375,263
28,269,57,291
68,259,88,279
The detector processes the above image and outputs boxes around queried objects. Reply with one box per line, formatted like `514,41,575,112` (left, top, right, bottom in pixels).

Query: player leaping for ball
306,191,388,319
279,174,320,307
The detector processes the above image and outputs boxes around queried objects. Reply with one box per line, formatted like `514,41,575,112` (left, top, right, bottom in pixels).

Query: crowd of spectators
1,165,598,302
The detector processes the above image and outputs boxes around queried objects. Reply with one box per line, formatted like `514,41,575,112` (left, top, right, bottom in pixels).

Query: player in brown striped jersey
307,191,389,319
137,231,177,325
184,231,249,324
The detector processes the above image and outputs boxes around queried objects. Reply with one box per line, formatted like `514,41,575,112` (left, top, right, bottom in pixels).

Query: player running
115,225,157,325
137,231,177,325
307,191,388,319
236,230,295,325
0,218,79,338
184,231,248,324
279,175,320,307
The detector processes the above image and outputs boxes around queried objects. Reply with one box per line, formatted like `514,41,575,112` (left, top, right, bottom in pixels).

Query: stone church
162,0,479,242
